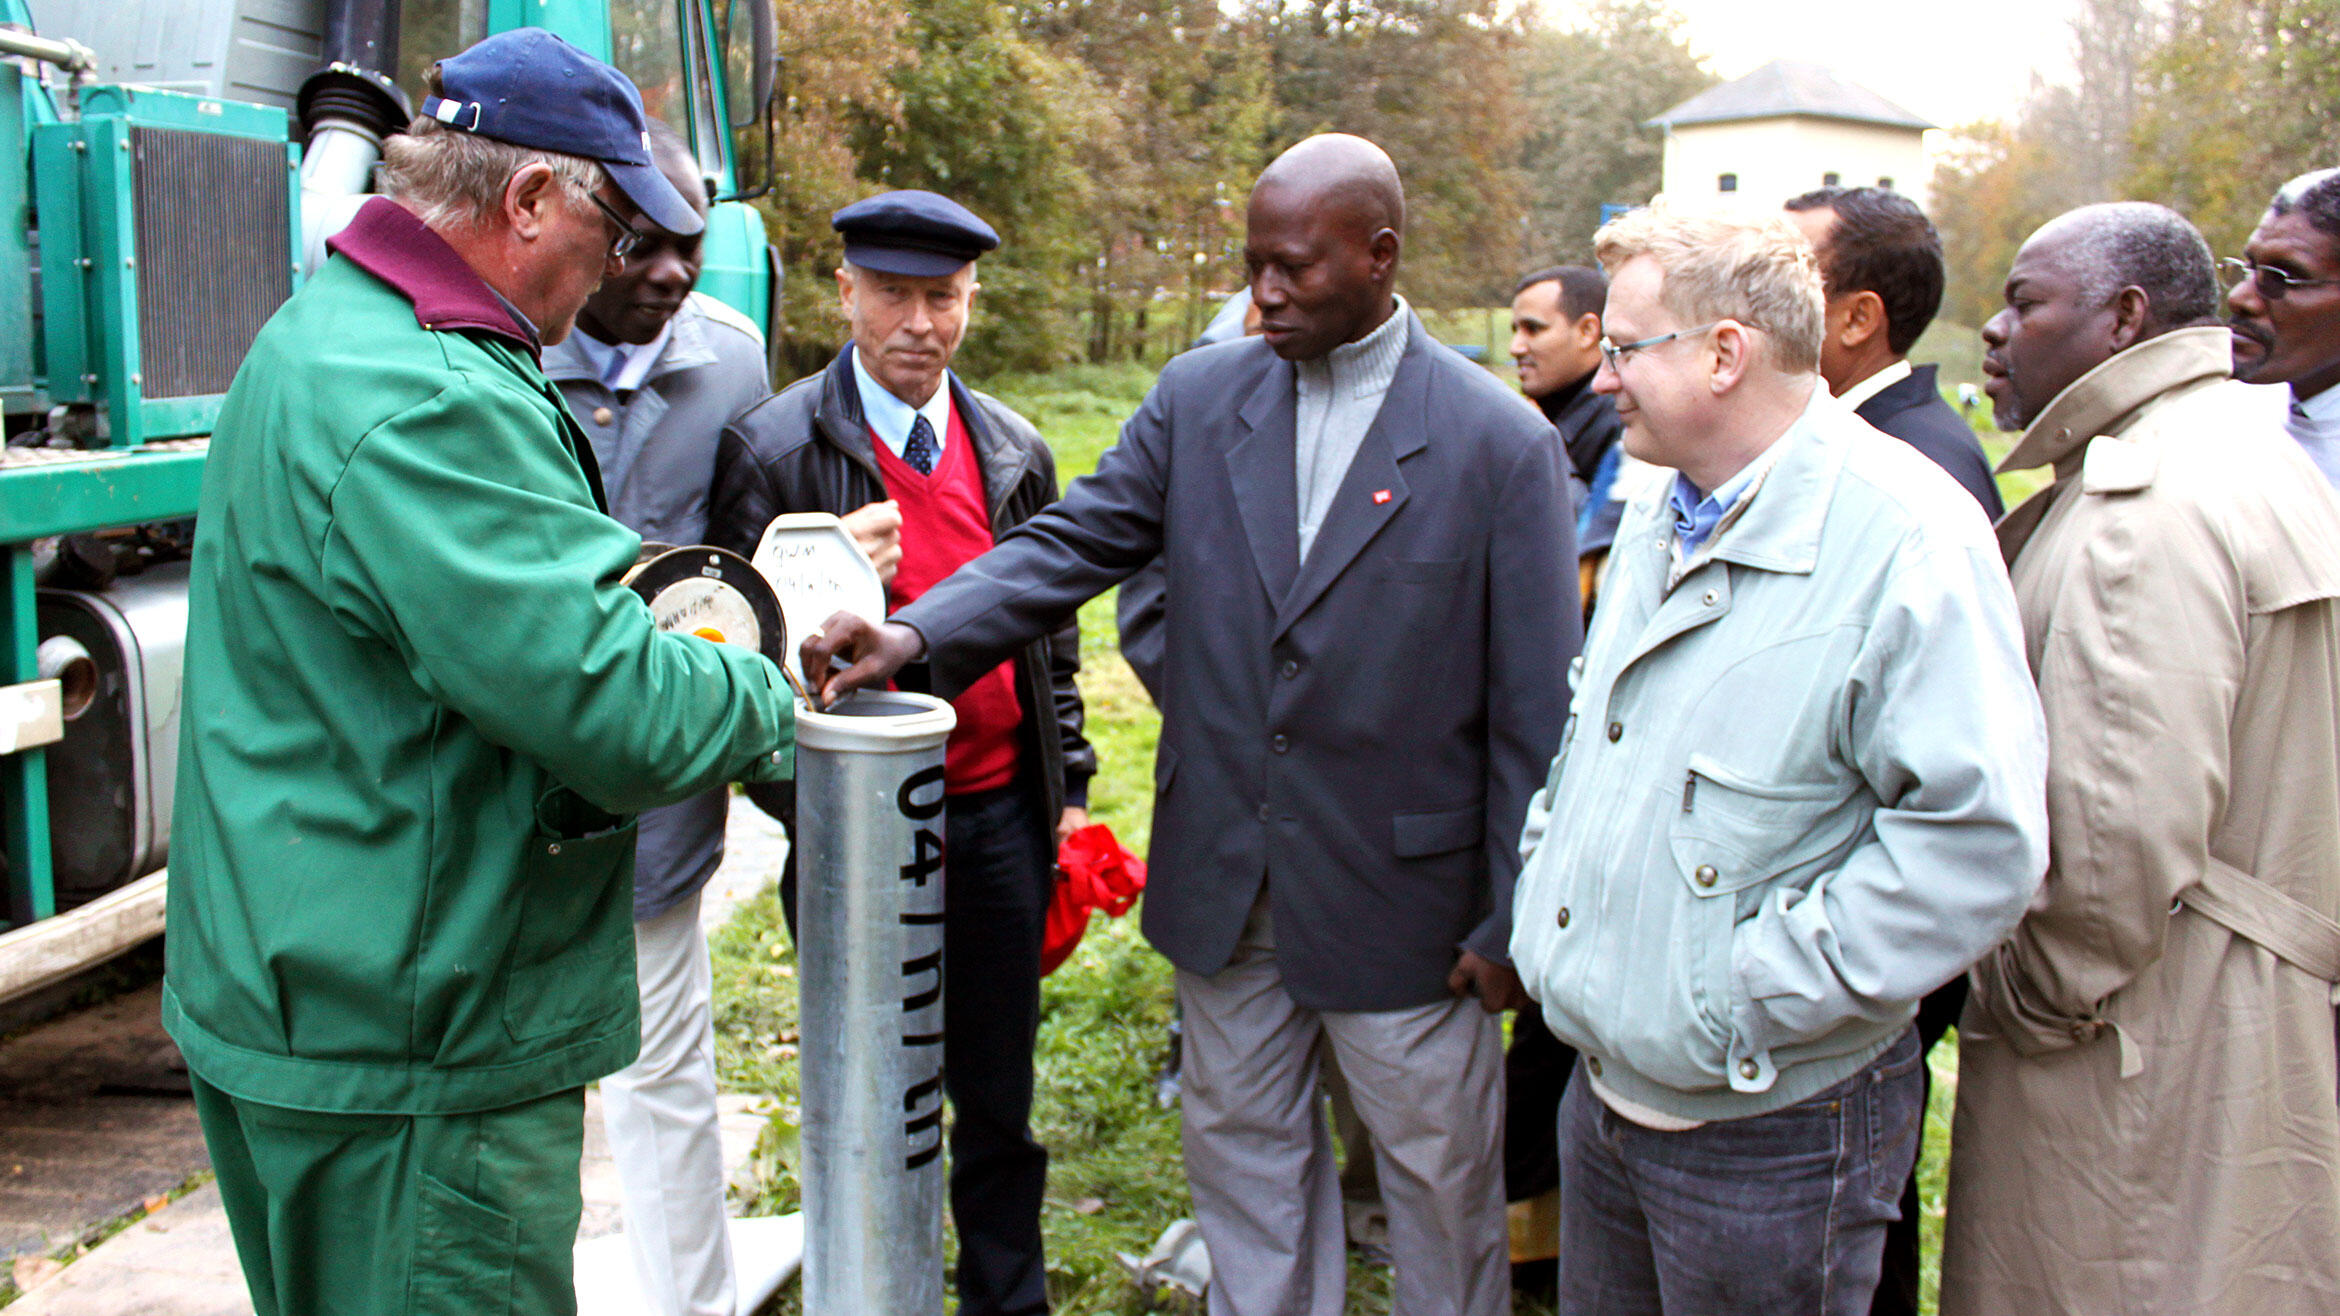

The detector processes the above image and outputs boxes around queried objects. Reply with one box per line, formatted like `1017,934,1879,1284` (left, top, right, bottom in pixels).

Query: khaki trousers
1176,893,1508,1316
601,889,731,1316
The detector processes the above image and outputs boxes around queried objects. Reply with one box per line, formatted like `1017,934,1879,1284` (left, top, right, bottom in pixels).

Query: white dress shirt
2288,384,2340,491
1833,357,1911,413
851,347,954,462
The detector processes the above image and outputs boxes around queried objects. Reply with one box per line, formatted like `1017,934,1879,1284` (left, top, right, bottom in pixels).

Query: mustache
2228,318,2275,351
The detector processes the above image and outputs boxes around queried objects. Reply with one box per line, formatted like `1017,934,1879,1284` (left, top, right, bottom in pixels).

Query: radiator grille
131,127,291,400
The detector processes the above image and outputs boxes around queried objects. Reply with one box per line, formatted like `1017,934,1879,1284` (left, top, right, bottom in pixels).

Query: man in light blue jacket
1509,204,2049,1315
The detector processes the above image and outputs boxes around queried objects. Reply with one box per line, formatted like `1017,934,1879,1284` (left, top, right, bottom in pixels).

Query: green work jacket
162,199,793,1115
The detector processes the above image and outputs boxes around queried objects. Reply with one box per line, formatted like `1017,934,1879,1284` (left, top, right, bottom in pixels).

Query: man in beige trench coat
1943,202,2340,1314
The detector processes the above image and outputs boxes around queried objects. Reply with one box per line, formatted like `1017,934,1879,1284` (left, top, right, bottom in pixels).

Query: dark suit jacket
1546,376,1621,488
1855,363,2004,519
1114,556,1170,702
899,311,1580,1010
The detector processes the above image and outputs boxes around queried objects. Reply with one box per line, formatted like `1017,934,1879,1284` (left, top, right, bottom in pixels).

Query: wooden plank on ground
0,872,166,1005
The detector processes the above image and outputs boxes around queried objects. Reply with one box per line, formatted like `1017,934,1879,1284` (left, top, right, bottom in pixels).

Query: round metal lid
624,545,789,675
749,513,888,692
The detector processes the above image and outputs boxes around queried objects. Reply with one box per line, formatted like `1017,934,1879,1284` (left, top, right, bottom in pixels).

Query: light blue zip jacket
1511,386,2049,1122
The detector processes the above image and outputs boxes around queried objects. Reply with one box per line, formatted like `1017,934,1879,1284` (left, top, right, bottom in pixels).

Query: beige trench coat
1942,328,2340,1315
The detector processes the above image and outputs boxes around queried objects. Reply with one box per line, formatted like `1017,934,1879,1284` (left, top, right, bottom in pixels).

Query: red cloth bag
1042,823,1147,975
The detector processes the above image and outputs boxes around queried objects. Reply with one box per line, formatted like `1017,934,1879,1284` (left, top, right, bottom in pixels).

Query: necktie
904,414,938,475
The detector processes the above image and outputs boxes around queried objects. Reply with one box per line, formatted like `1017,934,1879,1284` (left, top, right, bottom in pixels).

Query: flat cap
832,190,1000,277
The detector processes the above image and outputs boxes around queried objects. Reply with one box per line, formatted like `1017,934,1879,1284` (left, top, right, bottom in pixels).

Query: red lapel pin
1372,489,1392,504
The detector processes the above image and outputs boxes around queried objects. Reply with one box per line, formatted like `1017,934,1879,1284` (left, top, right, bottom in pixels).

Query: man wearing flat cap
166,29,795,1316
708,189,1094,1316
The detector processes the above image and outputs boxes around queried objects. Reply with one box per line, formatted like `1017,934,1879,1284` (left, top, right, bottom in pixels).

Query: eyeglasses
2221,256,2340,300
1598,321,1724,371
588,192,646,261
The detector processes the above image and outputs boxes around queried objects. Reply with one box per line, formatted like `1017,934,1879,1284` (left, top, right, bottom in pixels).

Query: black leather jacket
708,346,1095,823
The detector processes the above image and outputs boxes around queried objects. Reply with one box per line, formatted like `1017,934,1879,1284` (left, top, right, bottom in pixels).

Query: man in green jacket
163,30,794,1316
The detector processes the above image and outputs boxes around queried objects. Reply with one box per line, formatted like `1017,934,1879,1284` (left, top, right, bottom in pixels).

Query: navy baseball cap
832,191,1000,277
419,28,702,237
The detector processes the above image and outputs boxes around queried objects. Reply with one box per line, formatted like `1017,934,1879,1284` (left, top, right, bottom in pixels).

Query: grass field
719,343,2014,1314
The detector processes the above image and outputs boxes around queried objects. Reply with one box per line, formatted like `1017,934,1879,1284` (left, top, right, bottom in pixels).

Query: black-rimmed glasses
2221,256,2340,300
589,192,647,261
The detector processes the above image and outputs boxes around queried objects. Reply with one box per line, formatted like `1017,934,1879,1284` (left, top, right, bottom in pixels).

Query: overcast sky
1591,0,2087,130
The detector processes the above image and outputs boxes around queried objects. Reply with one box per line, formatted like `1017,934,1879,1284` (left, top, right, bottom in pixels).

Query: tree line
753,0,1713,376
1930,0,2340,331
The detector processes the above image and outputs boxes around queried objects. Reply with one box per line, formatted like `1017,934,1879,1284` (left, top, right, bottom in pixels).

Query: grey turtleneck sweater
1294,296,1410,562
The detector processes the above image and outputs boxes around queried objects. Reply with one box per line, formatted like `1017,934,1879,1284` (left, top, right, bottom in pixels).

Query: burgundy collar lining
326,197,539,359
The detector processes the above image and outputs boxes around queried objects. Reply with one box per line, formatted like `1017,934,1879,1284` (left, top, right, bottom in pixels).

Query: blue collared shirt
567,320,672,394
1667,443,1778,557
850,347,954,463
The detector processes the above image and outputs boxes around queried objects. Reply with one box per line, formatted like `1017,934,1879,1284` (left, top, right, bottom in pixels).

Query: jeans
1554,1027,1924,1316
1872,980,1964,1316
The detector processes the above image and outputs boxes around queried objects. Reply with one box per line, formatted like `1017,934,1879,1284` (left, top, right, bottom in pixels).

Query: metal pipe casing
300,123,382,196
795,690,957,1315
0,27,96,75
319,0,401,74
298,125,383,276
35,635,95,721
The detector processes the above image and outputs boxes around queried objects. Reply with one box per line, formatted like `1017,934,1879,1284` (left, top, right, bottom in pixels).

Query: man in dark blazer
1785,186,2004,519
803,134,1578,1316
1784,183,1998,1316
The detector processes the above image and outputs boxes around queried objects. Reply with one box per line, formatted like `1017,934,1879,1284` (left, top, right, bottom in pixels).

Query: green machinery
0,0,779,993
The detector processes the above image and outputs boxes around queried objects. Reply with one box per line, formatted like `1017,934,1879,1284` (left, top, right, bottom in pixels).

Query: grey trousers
1176,894,1509,1316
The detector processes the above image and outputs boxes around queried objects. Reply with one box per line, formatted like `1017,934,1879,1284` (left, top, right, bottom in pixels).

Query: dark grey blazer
898,311,1580,1011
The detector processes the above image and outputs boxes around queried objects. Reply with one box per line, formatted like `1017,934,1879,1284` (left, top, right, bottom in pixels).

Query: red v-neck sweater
873,406,1023,795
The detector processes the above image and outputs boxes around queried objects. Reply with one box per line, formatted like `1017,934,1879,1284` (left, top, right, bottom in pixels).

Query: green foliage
1512,0,1713,268
2129,0,2340,258
710,887,806,1223
1023,0,1275,364
986,362,1160,479
1929,118,2094,331
1929,0,2340,330
751,0,910,376
1250,0,1533,307
846,0,1106,374
739,0,1708,372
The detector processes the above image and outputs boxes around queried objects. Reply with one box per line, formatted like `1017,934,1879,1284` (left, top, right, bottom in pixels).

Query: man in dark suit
1786,183,1997,1316
803,133,1578,1316
1785,186,2003,519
